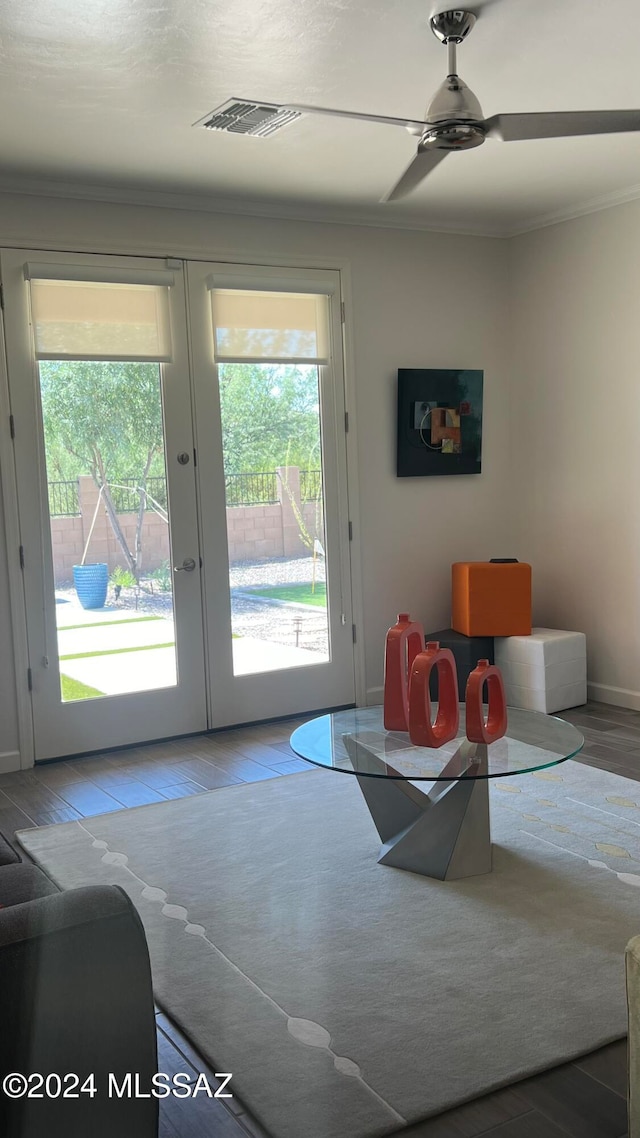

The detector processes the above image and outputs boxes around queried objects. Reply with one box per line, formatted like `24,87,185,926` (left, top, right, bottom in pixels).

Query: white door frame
0,306,34,772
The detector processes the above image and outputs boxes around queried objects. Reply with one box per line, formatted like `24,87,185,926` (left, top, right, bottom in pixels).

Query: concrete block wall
51,469,323,583
225,503,284,562
51,516,85,581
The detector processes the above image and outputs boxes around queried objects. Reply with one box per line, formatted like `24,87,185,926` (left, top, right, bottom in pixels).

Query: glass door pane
218,362,330,676
40,360,177,702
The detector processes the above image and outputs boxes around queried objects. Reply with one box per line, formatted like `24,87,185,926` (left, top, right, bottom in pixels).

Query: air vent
194,100,302,138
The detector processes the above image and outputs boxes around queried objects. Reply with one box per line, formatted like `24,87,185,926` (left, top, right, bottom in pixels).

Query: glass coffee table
290,706,584,881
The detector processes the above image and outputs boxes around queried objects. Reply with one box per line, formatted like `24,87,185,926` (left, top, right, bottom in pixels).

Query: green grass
57,615,162,632
60,642,175,662
60,674,104,702
248,583,327,608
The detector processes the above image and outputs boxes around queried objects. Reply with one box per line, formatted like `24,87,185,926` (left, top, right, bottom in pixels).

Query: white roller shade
28,276,173,362
209,288,329,364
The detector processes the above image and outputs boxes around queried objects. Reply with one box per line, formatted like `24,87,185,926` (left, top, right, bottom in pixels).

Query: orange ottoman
452,561,532,637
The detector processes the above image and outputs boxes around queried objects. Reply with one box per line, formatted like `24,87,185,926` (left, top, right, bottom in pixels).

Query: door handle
173,557,197,573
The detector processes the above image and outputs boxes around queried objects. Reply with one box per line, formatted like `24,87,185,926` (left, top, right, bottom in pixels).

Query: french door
1,251,355,761
1,251,208,760
187,262,355,726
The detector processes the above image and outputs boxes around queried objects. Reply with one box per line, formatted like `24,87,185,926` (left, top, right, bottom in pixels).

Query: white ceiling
3,0,640,235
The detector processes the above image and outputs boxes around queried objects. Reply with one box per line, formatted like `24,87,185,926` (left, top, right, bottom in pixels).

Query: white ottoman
494,628,587,714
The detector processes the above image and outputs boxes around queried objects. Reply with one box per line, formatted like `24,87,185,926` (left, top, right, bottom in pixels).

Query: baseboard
370,681,640,712
0,750,21,774
369,680,640,713
587,681,640,711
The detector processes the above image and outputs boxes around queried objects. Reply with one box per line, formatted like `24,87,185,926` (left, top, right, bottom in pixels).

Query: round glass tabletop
290,706,584,781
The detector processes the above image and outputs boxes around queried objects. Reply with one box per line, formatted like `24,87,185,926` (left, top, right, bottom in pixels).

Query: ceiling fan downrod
429,9,477,80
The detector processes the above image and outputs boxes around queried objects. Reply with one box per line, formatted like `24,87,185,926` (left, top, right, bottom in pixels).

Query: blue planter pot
73,563,109,610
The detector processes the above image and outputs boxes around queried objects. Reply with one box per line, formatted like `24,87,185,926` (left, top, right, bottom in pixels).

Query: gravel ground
230,556,328,653
231,594,328,653
229,556,325,589
56,556,329,654
55,584,174,618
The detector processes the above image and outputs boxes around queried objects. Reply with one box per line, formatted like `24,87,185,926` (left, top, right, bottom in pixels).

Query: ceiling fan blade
383,147,449,202
485,110,640,142
284,103,426,133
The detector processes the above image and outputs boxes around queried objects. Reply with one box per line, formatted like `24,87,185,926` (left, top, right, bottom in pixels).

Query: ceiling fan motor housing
424,76,486,149
421,122,485,151
427,74,483,123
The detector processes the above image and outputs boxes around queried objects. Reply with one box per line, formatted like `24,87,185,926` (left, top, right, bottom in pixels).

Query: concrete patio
55,595,327,698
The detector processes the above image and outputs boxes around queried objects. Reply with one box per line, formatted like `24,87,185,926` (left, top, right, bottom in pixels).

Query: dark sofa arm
0,885,158,1138
0,832,20,865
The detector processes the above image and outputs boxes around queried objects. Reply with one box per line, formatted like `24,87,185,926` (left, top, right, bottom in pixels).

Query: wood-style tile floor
0,700,635,1138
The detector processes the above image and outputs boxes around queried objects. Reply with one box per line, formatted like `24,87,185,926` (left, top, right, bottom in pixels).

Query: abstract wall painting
396,369,483,477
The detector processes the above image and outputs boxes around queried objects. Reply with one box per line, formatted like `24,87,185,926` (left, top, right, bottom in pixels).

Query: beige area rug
17,761,640,1138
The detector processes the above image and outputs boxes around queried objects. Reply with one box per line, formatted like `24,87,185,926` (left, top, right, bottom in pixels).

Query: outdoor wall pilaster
276,466,306,557
78,475,110,563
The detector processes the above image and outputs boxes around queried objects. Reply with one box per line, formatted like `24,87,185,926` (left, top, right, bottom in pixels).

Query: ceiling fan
274,8,640,202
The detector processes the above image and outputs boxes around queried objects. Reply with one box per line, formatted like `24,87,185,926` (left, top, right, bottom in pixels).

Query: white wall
0,192,512,758
510,199,640,708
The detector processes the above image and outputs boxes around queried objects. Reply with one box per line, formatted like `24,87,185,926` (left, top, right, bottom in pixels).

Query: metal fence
110,477,168,513
48,481,80,517
225,471,279,507
300,469,322,501
47,470,322,515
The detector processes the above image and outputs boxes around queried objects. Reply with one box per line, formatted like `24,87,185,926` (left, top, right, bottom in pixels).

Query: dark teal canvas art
397,368,483,477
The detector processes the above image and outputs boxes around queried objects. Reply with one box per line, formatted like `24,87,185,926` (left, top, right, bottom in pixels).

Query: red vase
408,642,460,747
465,660,508,744
383,613,425,731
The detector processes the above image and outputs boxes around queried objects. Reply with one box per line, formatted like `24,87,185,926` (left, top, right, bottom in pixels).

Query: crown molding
4,169,640,243
0,173,505,241
506,179,640,237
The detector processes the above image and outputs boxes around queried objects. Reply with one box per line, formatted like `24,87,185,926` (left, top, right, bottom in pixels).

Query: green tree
40,361,165,578
218,363,321,475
